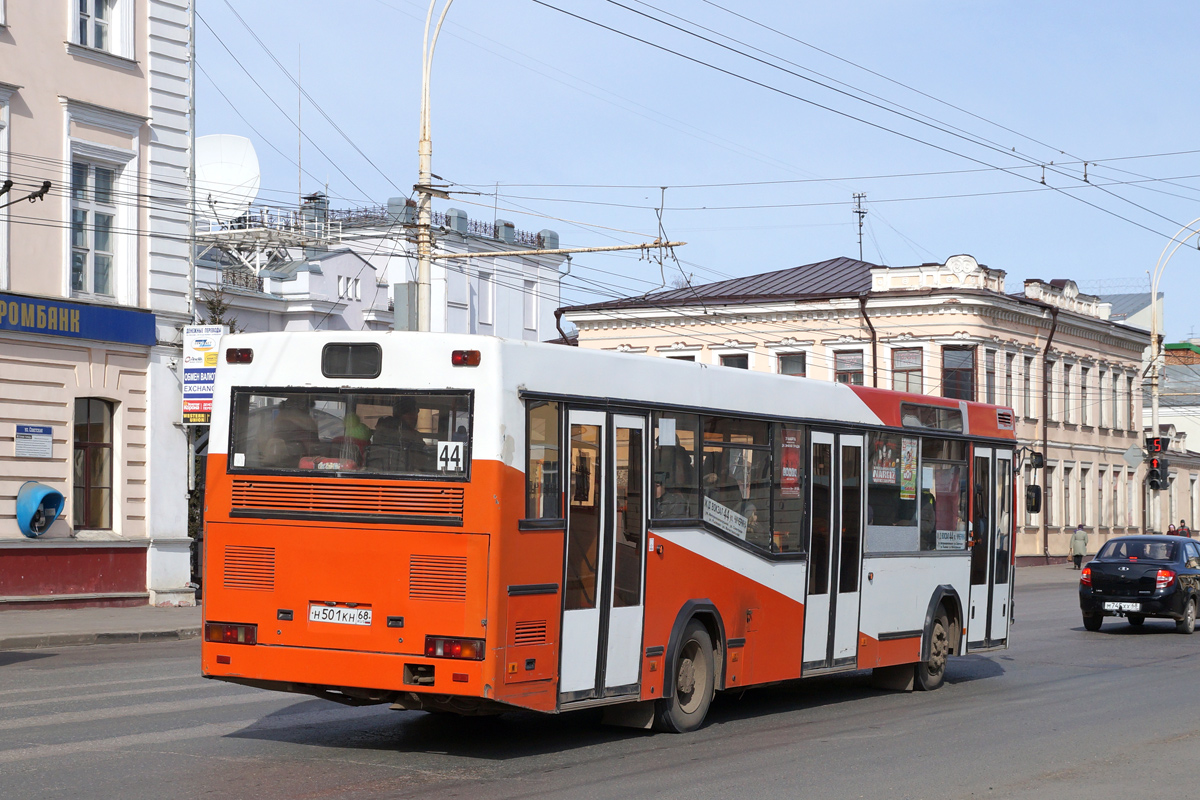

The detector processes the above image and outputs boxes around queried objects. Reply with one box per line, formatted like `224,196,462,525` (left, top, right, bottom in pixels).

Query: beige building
562,254,1167,562
0,1,194,605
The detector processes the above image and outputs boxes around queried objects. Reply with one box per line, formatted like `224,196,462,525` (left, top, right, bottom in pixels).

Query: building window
835,350,864,385
1045,465,1055,527
667,355,695,362
73,398,113,530
1081,367,1090,426
71,161,117,297
721,353,749,369
477,272,493,325
1005,353,1014,407
1023,356,1033,417
1126,376,1135,430
523,279,537,331
77,0,115,51
1063,364,1073,423
1112,371,1120,429
892,348,922,393
1025,465,1037,526
778,353,805,377
942,346,975,401
985,350,996,404
1080,466,1090,527
1063,466,1073,527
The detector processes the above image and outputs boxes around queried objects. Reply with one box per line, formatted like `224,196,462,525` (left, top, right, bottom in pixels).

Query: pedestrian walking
1168,523,1178,535
1069,523,1088,570
1179,519,1191,537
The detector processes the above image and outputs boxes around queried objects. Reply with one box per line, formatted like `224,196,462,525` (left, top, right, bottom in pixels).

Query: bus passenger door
968,448,1012,650
967,447,992,650
560,410,606,698
559,411,647,702
803,433,865,671
603,415,647,693
988,451,1013,645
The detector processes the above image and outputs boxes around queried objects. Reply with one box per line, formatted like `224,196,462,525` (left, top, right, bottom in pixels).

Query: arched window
74,398,113,529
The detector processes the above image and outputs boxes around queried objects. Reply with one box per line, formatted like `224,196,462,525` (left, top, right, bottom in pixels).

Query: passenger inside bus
364,398,432,472
265,396,319,466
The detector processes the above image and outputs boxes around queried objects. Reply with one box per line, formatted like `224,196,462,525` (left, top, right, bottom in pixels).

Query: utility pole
416,0,455,332
853,193,867,261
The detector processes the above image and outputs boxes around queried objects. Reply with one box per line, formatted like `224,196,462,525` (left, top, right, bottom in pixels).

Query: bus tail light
226,348,254,364
205,622,257,645
425,636,485,660
1080,567,1091,586
451,350,481,367
1156,569,1176,590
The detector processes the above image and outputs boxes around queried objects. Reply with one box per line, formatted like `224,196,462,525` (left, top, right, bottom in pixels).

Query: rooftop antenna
853,193,867,261
297,45,302,207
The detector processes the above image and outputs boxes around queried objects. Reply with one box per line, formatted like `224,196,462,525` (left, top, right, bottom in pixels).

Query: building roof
561,256,878,312
1100,292,1159,322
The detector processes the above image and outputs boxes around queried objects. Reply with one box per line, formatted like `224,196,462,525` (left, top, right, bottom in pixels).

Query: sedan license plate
309,605,372,626
1102,601,1140,612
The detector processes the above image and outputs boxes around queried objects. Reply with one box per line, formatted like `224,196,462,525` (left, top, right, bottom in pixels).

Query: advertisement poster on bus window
900,437,918,500
780,428,802,498
871,437,898,485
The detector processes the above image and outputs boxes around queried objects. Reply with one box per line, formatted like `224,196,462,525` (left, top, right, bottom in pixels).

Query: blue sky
196,1,1200,339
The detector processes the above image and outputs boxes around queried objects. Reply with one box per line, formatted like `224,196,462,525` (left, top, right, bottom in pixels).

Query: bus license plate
309,605,372,626
1103,601,1140,612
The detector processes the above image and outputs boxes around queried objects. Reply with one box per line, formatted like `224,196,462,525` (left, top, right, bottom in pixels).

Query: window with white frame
1126,376,1135,430
1063,363,1073,423
1023,356,1034,418
892,348,922,393
778,352,805,376
1081,366,1090,426
73,0,133,58
71,161,117,297
1005,353,1014,407
523,279,537,331
477,271,493,325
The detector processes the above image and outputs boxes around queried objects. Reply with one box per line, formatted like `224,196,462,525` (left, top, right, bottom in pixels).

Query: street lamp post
416,0,455,332
1148,216,1200,531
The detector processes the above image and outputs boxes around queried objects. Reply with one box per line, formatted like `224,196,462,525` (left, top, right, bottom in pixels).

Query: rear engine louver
997,409,1014,430
409,554,468,602
231,479,464,522
513,620,548,646
224,545,276,591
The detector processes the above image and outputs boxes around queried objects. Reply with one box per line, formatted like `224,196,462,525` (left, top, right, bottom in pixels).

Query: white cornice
59,96,147,136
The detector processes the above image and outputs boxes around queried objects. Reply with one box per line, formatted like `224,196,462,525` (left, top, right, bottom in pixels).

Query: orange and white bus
201,331,1018,731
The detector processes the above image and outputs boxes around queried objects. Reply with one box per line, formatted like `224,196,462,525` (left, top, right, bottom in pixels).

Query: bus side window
771,424,805,553
526,401,562,519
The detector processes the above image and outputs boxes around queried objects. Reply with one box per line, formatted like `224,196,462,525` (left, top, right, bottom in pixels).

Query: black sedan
1079,535,1200,633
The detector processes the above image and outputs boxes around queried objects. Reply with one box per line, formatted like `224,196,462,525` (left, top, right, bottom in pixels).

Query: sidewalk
0,603,203,651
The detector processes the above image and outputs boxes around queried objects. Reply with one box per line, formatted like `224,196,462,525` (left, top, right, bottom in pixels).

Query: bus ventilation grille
996,409,1015,430
230,479,465,520
224,545,276,591
513,620,548,646
409,555,468,602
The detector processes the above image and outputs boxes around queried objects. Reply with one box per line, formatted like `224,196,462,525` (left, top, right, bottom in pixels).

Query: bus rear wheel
654,620,715,733
915,612,949,692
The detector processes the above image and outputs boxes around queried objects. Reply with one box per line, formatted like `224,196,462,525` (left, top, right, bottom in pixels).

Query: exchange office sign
0,292,156,347
182,325,226,425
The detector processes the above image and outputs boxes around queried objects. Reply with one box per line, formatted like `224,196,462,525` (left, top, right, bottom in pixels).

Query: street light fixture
1148,215,1200,529
416,0,455,332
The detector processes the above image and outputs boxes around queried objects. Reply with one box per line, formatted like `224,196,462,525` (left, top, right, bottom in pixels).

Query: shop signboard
182,325,226,425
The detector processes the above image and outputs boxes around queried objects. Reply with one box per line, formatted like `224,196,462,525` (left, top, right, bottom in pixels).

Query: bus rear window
229,390,471,478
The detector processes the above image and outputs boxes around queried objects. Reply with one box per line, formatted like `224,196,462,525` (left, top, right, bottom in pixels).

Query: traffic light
1147,456,1169,490
1146,437,1170,455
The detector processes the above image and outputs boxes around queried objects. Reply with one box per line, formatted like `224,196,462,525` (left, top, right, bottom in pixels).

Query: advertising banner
900,437,918,500
780,428,802,498
182,325,226,425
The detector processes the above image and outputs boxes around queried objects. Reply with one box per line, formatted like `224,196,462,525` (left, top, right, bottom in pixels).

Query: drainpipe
859,294,878,388
1041,306,1059,562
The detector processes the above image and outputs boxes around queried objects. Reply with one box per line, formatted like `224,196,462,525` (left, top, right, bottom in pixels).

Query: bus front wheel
915,612,949,691
654,620,715,733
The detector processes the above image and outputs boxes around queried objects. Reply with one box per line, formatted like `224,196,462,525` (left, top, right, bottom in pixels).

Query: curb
0,626,201,652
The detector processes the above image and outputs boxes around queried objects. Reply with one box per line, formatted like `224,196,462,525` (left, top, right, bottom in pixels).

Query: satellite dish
195,134,261,224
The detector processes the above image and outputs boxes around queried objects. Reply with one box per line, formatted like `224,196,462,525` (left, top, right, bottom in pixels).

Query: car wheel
1083,613,1103,632
653,620,715,732
1127,614,1145,627
1177,599,1196,635
915,612,949,691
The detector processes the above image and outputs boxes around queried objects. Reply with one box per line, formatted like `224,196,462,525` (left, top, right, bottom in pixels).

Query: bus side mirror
16,481,65,538
1028,452,1045,469
1025,485,1042,515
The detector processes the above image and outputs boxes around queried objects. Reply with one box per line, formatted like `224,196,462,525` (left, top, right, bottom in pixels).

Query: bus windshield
229,389,472,478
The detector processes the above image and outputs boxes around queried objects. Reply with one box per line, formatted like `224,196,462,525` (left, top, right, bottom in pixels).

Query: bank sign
0,292,156,346
182,325,226,425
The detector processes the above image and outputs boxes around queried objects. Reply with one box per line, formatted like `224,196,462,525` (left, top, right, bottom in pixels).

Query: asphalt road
3,566,1198,800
